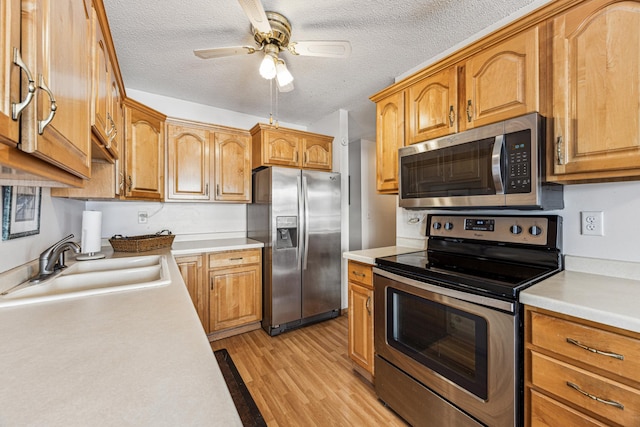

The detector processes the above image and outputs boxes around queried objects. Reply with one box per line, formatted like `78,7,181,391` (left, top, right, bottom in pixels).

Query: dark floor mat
214,348,267,427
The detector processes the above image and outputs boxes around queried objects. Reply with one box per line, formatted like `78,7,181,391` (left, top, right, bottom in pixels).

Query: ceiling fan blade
287,41,352,58
193,46,257,59
237,0,272,34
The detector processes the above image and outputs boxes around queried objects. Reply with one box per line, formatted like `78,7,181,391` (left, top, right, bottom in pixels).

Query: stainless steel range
373,214,562,427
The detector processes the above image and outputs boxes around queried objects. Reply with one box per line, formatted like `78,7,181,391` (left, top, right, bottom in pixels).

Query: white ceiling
103,0,547,141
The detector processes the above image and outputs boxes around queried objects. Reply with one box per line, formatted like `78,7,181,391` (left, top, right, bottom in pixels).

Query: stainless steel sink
0,255,170,308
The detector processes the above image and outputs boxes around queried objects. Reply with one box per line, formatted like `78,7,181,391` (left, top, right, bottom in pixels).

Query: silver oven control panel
428,215,550,245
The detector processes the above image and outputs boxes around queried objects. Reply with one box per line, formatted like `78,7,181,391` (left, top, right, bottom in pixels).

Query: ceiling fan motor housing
253,11,291,49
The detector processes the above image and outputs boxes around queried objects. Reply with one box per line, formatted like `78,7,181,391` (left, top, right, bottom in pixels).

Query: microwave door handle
492,135,505,195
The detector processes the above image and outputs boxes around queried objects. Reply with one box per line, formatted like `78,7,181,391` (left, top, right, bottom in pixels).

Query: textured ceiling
103,0,546,140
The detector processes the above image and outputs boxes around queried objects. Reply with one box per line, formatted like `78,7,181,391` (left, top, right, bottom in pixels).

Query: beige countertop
342,246,421,265
171,237,264,256
0,247,243,425
520,255,640,334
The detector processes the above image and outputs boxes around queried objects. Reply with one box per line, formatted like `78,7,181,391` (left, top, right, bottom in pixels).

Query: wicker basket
109,230,175,252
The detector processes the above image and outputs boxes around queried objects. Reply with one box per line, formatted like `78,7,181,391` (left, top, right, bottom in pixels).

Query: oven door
374,268,519,427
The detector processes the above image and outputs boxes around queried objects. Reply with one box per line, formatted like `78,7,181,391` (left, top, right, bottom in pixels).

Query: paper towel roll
81,210,102,254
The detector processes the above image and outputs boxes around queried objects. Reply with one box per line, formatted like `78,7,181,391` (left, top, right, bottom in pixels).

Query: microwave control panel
504,130,531,194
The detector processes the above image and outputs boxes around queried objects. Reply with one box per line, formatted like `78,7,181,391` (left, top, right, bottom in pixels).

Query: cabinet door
123,100,165,200
176,255,208,333
349,281,374,376
302,135,333,170
464,26,540,129
376,90,405,193
166,123,210,200
0,0,20,147
407,66,458,144
209,264,261,332
91,7,110,152
552,0,640,180
108,62,122,160
214,130,251,202
263,129,301,167
20,0,92,179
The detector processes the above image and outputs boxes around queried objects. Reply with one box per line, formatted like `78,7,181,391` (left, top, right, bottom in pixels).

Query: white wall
396,181,640,263
85,201,247,241
127,89,305,131
0,189,84,273
360,139,396,249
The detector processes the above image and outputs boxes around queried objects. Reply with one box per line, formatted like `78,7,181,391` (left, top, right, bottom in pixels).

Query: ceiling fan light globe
276,61,294,87
259,54,277,79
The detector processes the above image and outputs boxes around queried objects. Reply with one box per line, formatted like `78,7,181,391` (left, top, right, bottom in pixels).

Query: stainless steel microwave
398,113,563,210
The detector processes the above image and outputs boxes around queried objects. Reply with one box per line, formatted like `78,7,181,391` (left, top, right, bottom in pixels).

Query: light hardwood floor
210,315,407,426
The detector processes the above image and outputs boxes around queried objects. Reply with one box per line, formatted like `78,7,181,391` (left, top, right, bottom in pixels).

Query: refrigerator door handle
297,175,303,271
302,175,310,270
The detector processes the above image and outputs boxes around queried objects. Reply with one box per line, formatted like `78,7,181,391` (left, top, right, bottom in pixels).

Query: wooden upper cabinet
0,0,20,147
91,7,110,155
463,25,540,130
302,134,332,170
376,90,405,193
407,66,458,144
123,98,165,201
166,121,210,200
19,0,92,179
551,0,640,182
214,130,251,202
251,123,334,171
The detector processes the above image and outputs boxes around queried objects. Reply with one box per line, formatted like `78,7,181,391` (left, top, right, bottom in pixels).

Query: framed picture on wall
2,186,42,241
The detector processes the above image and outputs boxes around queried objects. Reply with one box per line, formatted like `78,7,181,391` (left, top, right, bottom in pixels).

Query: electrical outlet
138,211,148,224
581,211,603,236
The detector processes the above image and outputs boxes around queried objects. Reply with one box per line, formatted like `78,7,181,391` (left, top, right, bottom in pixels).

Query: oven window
387,288,488,400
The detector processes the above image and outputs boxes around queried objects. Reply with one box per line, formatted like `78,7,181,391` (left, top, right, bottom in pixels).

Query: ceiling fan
194,0,352,92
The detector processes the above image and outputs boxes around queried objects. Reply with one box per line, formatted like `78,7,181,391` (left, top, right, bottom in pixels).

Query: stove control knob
510,225,522,235
529,225,543,236
444,222,454,230
432,222,442,230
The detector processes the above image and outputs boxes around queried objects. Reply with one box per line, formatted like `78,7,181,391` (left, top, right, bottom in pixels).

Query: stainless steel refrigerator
247,166,341,336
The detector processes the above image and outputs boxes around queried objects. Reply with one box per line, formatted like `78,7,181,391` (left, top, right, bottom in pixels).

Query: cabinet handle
205,183,209,196
304,152,308,165
127,175,133,192
11,48,36,120
216,184,220,196
448,105,455,126
210,276,214,291
351,271,365,278
37,75,57,134
119,172,125,191
466,100,473,122
556,135,564,165
366,296,371,315
229,257,243,261
566,338,624,360
566,382,624,410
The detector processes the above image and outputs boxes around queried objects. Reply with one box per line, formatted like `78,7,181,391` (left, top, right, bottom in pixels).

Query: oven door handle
491,134,505,195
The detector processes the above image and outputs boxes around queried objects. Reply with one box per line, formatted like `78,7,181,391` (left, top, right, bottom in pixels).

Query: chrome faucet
31,234,81,282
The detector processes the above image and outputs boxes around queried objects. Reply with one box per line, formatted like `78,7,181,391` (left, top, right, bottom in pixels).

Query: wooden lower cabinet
176,249,262,341
175,255,207,332
347,260,374,381
525,306,640,426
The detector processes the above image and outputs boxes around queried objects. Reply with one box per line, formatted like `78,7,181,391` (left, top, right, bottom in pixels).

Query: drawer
348,260,372,287
530,389,608,427
530,311,640,384
209,249,261,269
531,351,640,426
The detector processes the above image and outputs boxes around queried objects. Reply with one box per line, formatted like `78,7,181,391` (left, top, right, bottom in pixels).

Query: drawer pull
351,271,366,277
566,382,624,410
229,257,244,261
566,338,624,360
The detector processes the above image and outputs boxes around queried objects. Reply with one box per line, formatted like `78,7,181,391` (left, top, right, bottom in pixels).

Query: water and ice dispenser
276,216,297,249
